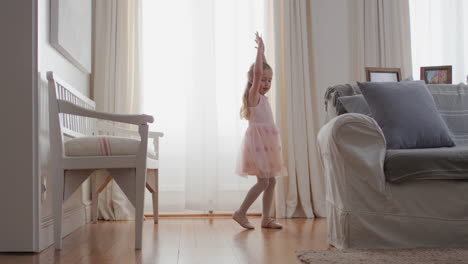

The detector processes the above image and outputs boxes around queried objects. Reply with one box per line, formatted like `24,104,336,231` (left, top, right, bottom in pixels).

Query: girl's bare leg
233,176,269,229
261,176,282,229
262,176,275,221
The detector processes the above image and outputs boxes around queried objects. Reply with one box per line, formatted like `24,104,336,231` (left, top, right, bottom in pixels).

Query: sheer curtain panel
93,0,142,220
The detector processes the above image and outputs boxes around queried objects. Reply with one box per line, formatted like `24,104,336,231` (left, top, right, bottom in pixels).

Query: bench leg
152,170,159,224
53,169,64,250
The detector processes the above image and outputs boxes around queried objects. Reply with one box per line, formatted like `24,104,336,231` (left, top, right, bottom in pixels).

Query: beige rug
296,247,468,264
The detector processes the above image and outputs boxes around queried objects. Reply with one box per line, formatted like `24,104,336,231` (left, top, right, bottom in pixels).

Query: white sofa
318,83,468,249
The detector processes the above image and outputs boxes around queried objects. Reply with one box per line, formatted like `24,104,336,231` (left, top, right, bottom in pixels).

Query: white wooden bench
47,71,162,250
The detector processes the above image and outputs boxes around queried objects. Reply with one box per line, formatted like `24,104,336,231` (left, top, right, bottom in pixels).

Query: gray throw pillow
357,80,455,149
338,94,371,115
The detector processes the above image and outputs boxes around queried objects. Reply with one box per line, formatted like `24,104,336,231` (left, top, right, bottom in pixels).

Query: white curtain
93,0,142,220
141,0,266,213
350,0,413,81
267,0,325,218
267,0,414,219
409,0,468,84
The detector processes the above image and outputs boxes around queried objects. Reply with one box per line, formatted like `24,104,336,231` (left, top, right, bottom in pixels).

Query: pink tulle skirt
236,124,288,178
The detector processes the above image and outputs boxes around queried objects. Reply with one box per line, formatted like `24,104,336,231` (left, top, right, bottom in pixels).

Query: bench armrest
58,99,154,125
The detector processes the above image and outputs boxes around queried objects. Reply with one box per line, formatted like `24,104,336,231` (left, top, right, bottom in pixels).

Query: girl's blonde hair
240,62,272,120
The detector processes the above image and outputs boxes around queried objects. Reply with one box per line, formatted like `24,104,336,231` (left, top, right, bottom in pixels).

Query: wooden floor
0,217,329,264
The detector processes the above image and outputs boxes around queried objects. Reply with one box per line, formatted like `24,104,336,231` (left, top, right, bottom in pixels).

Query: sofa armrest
317,113,387,209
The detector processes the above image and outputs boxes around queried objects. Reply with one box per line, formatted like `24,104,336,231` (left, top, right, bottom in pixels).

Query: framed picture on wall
50,0,92,73
420,65,452,84
365,67,401,82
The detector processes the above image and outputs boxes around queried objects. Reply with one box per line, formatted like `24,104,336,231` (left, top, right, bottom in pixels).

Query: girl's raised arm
248,32,265,107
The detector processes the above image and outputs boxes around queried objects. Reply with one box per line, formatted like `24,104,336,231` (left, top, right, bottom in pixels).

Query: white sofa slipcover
318,104,468,249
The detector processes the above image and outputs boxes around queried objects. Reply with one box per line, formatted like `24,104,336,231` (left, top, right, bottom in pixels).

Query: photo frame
420,66,452,84
50,0,92,73
365,67,401,82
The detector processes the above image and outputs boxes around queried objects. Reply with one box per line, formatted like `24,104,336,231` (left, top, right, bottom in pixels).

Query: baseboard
39,203,91,251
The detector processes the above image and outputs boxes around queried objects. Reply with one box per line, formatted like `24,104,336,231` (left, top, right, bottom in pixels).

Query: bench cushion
65,136,157,160
385,145,468,182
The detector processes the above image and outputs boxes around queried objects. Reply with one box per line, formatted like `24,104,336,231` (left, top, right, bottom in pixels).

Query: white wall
0,0,39,252
38,0,90,94
37,0,92,251
310,0,357,89
309,0,358,124
0,0,92,252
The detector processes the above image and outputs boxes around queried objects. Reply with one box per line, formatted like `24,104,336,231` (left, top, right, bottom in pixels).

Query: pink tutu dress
236,95,288,178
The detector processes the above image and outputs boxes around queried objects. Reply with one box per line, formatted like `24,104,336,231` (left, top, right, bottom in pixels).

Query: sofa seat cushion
385,145,468,182
65,136,157,160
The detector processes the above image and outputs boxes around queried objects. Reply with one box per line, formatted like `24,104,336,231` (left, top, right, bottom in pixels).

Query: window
142,0,266,214
409,0,468,84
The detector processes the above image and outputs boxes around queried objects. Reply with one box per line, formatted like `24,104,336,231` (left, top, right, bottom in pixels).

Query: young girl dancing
233,33,287,229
